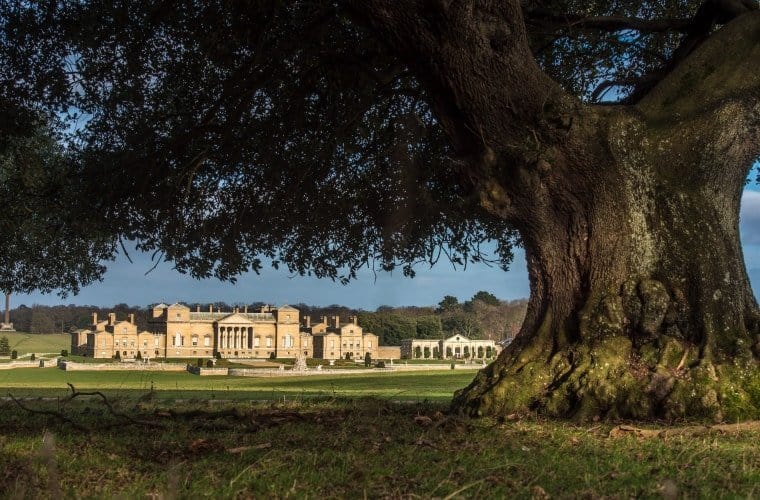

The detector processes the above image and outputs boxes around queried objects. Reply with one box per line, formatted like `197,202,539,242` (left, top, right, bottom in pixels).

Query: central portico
152,302,306,359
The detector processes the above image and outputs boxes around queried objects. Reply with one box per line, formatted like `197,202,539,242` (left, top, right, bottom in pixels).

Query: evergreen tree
0,336,9,356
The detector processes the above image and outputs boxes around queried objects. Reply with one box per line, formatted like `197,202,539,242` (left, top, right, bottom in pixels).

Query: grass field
0,332,70,355
0,367,475,401
0,368,758,497
0,395,758,498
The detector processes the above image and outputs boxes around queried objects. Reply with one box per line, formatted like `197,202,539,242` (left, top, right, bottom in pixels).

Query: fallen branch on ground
609,421,760,438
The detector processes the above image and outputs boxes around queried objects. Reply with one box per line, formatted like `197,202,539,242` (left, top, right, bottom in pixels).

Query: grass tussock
0,396,758,498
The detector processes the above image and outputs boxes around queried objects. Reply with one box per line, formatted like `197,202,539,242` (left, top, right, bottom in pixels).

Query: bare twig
64,383,166,429
7,393,88,432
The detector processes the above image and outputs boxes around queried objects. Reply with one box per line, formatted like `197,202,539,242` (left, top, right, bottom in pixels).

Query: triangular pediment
444,334,470,342
216,313,255,324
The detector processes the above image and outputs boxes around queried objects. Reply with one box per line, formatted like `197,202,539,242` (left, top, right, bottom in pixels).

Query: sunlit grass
0,367,475,401
0,332,70,355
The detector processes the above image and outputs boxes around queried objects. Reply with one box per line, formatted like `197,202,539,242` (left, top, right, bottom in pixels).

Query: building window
303,339,308,348
191,335,198,347
283,335,293,347
330,340,335,349
122,327,127,334
368,342,372,349
254,337,260,347
266,337,272,348
143,340,148,347
154,338,160,346
176,313,181,318
204,336,210,347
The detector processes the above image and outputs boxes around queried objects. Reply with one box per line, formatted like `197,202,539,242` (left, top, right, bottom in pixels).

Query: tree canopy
0,120,113,295
4,0,756,291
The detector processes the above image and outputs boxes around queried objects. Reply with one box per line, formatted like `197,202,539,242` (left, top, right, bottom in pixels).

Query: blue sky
14,185,760,311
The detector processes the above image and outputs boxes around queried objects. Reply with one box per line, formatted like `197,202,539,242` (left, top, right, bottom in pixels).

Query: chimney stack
244,305,248,314
209,304,213,313
196,305,200,312
108,313,116,325
351,316,358,325
129,313,135,325
333,315,340,328
92,312,98,326
304,315,311,328
234,306,239,313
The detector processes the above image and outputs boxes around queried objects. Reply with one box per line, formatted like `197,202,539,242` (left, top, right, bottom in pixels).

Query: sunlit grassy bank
0,332,69,355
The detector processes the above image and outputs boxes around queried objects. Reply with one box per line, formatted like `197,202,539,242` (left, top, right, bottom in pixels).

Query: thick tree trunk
452,104,760,421
347,3,760,421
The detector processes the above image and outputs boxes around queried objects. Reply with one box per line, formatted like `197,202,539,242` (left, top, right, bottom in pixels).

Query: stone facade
71,303,396,361
304,315,380,361
400,335,501,360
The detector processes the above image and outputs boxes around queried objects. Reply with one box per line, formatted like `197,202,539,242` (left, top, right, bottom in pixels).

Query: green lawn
0,367,475,401
0,367,758,497
0,332,70,355
0,397,757,498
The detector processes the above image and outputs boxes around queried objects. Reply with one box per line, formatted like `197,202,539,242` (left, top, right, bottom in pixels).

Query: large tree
3,0,760,420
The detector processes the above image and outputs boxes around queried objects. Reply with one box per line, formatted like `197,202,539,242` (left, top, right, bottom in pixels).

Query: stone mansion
70,303,400,361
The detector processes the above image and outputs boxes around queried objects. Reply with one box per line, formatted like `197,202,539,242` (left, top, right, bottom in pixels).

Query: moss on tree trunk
452,104,760,422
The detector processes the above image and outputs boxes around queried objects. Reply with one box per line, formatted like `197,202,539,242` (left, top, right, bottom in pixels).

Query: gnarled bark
452,13,760,421
345,2,760,421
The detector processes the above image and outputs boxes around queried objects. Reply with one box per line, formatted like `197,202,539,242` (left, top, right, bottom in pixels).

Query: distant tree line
8,292,527,345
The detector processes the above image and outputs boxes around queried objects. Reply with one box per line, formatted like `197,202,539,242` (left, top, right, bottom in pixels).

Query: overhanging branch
526,11,691,34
